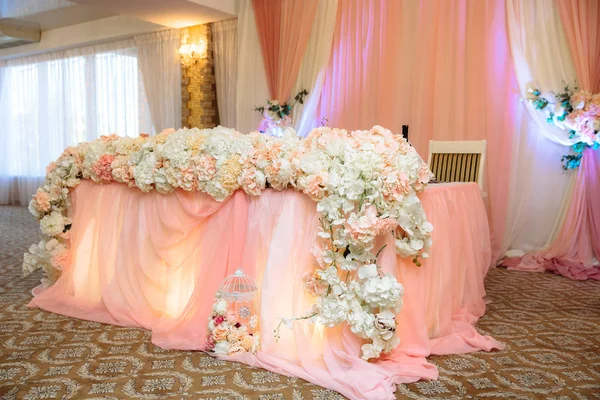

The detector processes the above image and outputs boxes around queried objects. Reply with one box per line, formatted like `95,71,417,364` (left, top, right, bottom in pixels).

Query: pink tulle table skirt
29,181,503,400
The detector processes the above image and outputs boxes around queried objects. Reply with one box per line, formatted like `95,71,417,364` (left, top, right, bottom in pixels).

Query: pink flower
214,315,225,325
205,336,215,350
33,190,51,212
46,162,58,175
92,154,115,183
570,91,592,110
304,174,327,199
51,248,69,270
226,312,237,323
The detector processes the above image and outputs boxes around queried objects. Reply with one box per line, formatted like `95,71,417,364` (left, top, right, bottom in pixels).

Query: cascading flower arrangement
527,85,600,169
254,89,308,137
23,125,432,361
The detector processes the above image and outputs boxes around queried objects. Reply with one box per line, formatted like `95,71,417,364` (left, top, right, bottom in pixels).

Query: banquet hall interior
0,0,599,399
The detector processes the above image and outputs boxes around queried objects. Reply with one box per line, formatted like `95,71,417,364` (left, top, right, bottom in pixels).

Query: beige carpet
0,205,599,399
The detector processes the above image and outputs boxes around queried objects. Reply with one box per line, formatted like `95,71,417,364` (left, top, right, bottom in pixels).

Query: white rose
360,343,382,360
40,211,66,237
212,298,228,315
213,341,230,355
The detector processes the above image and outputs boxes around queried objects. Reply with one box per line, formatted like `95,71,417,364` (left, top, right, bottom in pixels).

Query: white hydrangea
356,275,404,312
40,211,68,237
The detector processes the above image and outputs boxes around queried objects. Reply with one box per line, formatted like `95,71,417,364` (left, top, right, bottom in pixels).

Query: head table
29,180,502,400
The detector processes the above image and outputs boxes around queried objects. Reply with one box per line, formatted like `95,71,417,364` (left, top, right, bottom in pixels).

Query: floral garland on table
23,125,433,361
527,86,600,169
254,89,308,137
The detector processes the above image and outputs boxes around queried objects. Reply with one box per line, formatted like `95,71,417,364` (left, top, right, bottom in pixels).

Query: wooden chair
426,140,487,192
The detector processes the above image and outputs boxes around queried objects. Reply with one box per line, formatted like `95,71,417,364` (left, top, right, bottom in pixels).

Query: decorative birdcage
206,268,260,355
216,268,259,334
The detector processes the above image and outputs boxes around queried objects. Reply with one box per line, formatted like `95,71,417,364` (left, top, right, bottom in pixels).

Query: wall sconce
179,41,207,66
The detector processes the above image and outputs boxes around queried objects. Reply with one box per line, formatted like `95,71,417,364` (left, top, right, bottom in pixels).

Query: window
0,46,153,178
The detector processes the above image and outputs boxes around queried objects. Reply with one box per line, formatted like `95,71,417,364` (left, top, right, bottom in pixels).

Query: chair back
427,140,487,190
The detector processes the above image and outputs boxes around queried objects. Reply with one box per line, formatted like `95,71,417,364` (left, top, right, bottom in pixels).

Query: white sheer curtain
0,39,153,206
213,19,238,128
291,0,338,137
134,30,182,132
502,0,578,255
236,0,269,134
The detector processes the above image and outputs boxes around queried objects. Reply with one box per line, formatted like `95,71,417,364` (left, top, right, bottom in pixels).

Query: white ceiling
0,0,237,59
66,0,236,28
1,0,236,30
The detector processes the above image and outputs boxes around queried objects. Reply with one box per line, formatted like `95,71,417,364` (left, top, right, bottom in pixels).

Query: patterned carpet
0,205,599,400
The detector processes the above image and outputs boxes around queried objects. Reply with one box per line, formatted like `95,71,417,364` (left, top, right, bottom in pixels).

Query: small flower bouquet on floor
206,269,260,355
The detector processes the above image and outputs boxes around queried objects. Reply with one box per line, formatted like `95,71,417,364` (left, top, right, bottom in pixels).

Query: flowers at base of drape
504,0,600,280
254,90,307,137
233,0,337,135
23,125,433,361
251,0,318,134
134,30,182,133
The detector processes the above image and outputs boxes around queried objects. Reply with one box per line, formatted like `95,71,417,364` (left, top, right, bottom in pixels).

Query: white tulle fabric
213,19,238,128
134,30,182,132
0,40,153,205
235,0,270,134
502,0,578,254
291,0,338,137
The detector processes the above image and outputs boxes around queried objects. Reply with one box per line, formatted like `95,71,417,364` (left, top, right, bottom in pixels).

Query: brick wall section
180,24,220,129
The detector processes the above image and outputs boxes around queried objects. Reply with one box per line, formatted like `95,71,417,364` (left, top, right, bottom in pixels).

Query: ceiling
0,0,236,30
0,0,237,58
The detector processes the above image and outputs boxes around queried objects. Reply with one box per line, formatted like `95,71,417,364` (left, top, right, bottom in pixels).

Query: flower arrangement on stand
23,125,433,361
527,85,600,169
255,89,308,137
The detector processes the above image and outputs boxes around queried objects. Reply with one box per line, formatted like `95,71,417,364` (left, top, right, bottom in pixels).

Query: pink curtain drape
318,0,518,260
556,0,600,92
512,0,600,280
252,0,318,102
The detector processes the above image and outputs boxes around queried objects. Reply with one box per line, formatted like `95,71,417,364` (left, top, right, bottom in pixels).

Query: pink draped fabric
505,0,600,280
317,0,518,261
252,0,318,102
556,0,600,92
29,181,502,399
30,181,249,349
252,0,281,100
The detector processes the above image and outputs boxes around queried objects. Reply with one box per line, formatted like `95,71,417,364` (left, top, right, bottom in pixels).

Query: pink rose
92,154,115,183
214,315,225,326
205,336,215,350
51,248,69,270
46,162,58,174
33,190,51,212
211,325,230,342
239,335,255,352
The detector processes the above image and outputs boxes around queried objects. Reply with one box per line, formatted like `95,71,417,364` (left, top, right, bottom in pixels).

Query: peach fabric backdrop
252,0,318,102
317,0,517,260
30,181,502,399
